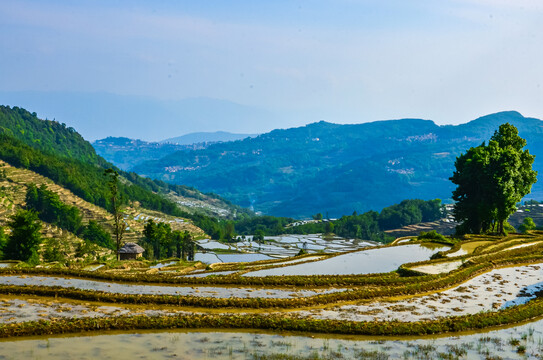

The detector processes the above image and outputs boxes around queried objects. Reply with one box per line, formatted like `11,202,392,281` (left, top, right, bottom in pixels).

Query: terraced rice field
2,232,543,359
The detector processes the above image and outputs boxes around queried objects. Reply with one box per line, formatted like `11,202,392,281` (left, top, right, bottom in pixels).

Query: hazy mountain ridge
131,111,543,218
93,132,257,170
161,131,257,145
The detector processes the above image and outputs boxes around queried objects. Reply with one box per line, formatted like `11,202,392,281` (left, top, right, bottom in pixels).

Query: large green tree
3,209,42,263
450,123,537,234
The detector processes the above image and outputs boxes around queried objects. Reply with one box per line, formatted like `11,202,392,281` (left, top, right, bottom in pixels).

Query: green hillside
0,106,102,164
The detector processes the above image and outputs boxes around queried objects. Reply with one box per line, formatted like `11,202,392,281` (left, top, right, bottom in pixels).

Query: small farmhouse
118,242,145,260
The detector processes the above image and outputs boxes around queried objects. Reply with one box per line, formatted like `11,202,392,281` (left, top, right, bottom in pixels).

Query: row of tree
141,220,195,261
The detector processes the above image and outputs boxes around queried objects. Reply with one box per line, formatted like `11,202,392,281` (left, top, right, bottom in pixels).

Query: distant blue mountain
161,131,257,145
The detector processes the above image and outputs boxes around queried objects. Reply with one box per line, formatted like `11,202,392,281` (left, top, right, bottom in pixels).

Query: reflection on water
244,244,448,277
1,319,542,359
503,281,543,308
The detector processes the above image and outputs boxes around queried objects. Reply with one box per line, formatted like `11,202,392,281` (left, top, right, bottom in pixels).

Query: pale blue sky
1,0,542,140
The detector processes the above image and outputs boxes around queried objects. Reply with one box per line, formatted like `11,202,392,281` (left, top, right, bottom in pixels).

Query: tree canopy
25,183,82,233
450,123,537,234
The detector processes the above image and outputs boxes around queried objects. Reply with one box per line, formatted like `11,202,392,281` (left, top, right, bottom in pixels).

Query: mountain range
116,111,543,218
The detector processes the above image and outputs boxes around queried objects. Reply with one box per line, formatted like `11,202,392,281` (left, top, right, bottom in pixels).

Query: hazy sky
1,0,543,140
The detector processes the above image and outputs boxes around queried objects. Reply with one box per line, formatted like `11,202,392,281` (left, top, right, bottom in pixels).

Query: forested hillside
0,106,248,219
131,111,543,218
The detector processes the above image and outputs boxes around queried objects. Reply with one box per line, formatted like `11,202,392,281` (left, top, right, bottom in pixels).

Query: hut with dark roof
118,242,145,260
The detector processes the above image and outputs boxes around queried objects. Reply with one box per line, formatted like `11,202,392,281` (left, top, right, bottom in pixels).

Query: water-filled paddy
244,244,448,277
2,319,543,359
193,252,222,264
196,240,232,250
506,241,542,251
82,264,105,271
0,276,342,299
250,255,326,268
295,264,543,322
409,259,464,274
184,270,238,278
193,234,377,263
238,234,376,257
0,297,182,323
0,262,17,269
193,252,273,264
149,261,177,269
215,253,273,263
446,240,493,258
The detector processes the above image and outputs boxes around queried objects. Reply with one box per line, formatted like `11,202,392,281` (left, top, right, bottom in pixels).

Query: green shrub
519,217,536,233
3,209,42,261
80,220,114,249
42,237,67,263
417,230,452,244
